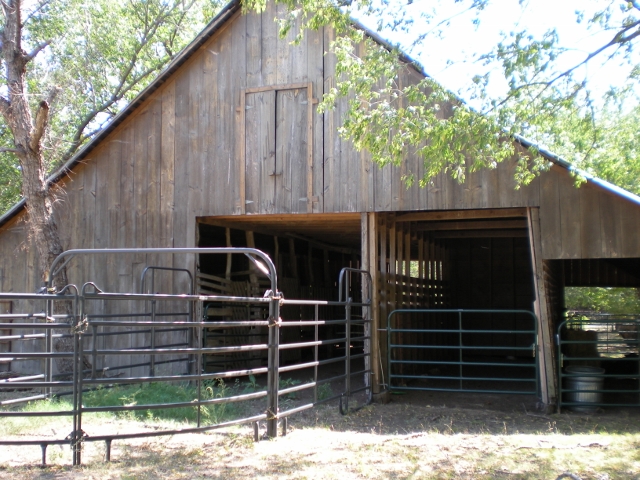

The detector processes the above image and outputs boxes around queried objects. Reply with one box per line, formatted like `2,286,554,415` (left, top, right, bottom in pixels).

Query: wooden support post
527,207,557,409
366,212,381,394
378,214,388,387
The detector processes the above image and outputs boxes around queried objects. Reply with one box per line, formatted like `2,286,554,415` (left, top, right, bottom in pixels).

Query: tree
0,0,221,372
0,0,221,285
244,0,640,189
539,103,640,195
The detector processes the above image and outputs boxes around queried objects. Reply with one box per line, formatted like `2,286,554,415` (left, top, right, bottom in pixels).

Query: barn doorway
558,259,640,410
373,210,539,399
195,213,365,378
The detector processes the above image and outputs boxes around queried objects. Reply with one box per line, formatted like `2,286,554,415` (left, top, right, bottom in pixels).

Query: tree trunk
1,0,78,373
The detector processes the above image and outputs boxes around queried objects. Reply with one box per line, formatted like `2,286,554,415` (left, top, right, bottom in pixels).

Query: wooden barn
1,0,639,410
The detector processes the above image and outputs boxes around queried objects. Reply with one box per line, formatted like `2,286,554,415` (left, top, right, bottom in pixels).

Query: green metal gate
387,309,539,396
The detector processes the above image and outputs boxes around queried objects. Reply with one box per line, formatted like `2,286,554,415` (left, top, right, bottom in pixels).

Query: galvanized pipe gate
0,248,372,466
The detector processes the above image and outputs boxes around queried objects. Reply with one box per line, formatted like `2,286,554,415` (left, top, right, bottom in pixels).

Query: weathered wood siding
1,7,639,298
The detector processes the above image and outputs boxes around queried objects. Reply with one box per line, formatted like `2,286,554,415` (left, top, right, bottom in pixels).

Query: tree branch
24,39,51,63
29,86,58,151
0,146,21,154
21,0,53,27
0,96,10,119
30,100,49,151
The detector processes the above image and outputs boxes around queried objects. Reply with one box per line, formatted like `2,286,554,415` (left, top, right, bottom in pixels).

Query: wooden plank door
275,88,309,213
243,84,316,214
245,90,276,214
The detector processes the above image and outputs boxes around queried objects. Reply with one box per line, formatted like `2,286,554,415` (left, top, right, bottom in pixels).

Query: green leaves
0,0,223,212
247,0,640,194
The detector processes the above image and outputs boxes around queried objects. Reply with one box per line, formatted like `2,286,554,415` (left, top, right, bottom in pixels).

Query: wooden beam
284,232,359,255
245,82,311,94
527,207,557,410
367,212,381,394
430,229,528,239
361,213,371,393
413,219,527,231
395,208,528,222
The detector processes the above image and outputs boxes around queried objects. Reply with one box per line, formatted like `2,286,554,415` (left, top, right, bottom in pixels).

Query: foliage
0,0,223,214
542,104,640,195
245,0,640,191
565,287,640,314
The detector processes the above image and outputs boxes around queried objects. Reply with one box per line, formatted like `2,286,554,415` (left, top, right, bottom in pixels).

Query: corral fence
387,309,539,396
0,248,372,466
558,314,639,411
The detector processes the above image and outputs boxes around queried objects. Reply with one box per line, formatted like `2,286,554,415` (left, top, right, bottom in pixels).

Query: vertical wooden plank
261,1,278,86
246,8,262,88
78,158,97,287
275,88,308,213
580,184,602,259
65,164,84,286
360,213,370,388
238,91,247,214
378,214,388,365
388,215,397,329
244,91,259,214
308,24,324,213
134,108,151,374
245,91,276,214
557,168,582,259
173,69,189,248
306,83,314,213
619,199,640,258
538,168,561,259
527,207,556,408
186,53,205,252
368,212,381,393
160,81,176,295
146,94,162,282
322,26,336,212
599,191,620,258
133,107,150,278
427,172,444,211
160,81,176,246
227,16,246,214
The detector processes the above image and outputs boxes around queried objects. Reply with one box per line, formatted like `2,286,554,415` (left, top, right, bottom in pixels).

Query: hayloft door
243,83,317,214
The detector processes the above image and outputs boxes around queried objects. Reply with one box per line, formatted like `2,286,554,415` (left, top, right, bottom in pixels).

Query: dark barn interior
195,211,542,395
196,214,364,372
375,212,539,394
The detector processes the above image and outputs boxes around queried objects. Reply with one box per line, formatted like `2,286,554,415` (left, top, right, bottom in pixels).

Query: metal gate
558,314,639,411
0,248,371,466
387,309,539,395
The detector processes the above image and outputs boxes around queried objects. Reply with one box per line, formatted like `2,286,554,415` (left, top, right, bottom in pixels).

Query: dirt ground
1,388,639,479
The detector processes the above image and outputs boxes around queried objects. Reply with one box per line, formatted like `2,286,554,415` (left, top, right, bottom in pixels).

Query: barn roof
1,0,639,229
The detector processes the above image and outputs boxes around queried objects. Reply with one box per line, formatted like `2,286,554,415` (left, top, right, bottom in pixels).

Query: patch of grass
81,378,254,424
0,376,269,435
0,397,75,436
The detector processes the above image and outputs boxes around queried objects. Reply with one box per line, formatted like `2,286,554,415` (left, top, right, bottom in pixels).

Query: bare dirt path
1,391,639,479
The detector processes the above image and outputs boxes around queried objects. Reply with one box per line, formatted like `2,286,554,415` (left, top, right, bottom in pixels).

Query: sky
353,0,637,109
